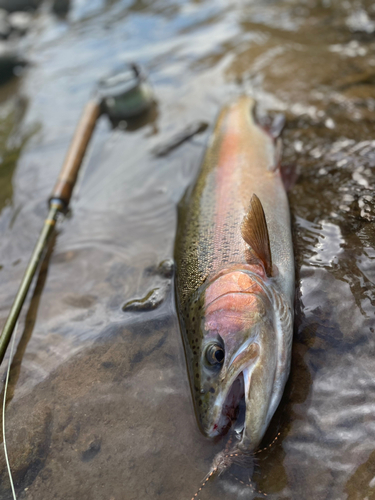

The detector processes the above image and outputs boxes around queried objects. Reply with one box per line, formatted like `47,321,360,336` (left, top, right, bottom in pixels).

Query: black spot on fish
209,387,215,394
196,374,199,378
198,400,202,406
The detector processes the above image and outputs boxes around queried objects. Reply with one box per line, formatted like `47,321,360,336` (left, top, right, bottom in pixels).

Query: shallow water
0,0,374,499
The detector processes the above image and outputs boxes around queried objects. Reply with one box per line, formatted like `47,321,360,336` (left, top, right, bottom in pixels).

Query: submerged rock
0,41,26,84
123,259,174,312
346,9,375,34
0,9,10,39
0,0,41,12
79,435,102,463
145,258,174,279
52,0,71,17
122,282,171,312
8,11,33,35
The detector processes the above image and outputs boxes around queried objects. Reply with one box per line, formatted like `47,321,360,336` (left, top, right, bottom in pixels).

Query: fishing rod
0,63,154,366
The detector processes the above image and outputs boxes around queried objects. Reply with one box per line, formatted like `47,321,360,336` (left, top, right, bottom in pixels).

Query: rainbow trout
175,96,294,452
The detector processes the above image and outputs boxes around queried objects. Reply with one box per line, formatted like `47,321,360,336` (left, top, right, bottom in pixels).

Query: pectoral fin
241,194,273,277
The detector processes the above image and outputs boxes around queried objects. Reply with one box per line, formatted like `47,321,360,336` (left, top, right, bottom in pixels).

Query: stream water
0,0,374,499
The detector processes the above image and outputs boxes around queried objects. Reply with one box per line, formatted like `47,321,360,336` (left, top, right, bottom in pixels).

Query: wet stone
0,9,10,39
0,41,26,84
122,282,171,312
0,0,41,12
346,9,375,34
8,11,33,35
62,421,80,445
155,259,174,279
144,258,174,279
79,435,102,462
52,0,70,17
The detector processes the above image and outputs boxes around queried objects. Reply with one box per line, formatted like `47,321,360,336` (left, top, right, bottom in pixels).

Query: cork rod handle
50,100,101,207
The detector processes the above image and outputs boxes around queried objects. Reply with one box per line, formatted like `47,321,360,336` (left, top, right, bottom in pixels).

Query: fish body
174,96,294,451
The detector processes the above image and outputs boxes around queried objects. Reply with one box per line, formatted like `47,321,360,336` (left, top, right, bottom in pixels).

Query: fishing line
2,320,18,500
190,429,281,500
190,468,217,500
254,431,281,455
190,434,241,500
229,472,267,497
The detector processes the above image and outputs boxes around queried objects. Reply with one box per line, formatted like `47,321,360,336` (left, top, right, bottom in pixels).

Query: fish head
184,269,278,451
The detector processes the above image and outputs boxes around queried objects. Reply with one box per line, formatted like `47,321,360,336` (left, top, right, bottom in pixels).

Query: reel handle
49,99,101,208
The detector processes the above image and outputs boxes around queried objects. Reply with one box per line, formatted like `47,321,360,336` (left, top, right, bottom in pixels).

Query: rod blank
0,100,101,366
0,204,60,364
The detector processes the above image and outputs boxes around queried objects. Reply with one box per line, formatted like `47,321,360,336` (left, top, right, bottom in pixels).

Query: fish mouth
206,342,258,442
209,371,246,438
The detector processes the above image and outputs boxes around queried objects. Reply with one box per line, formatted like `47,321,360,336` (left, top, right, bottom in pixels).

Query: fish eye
206,343,225,366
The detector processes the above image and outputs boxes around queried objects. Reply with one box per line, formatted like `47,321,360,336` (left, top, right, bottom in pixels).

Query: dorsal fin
241,194,273,277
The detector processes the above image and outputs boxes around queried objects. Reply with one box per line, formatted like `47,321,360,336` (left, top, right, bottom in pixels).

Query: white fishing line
2,321,18,500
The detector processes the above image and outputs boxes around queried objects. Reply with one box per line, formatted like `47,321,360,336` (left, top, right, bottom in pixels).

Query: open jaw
208,369,249,442
204,338,260,445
